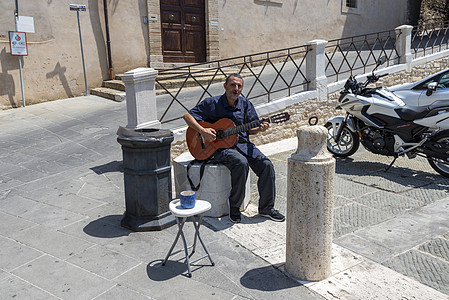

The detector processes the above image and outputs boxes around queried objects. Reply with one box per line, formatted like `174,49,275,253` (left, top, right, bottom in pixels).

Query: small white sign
17,16,35,33
149,14,158,21
9,31,28,56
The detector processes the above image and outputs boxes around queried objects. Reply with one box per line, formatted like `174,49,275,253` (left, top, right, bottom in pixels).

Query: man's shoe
229,213,241,223
260,209,285,222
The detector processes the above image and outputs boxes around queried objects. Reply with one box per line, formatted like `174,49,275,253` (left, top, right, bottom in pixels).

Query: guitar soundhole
216,129,225,140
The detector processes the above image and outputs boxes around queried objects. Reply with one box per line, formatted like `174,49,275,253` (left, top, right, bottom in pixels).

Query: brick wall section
148,0,163,64
170,56,449,159
206,0,220,61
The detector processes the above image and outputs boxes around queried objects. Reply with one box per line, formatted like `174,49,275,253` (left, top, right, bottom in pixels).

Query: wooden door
160,0,206,63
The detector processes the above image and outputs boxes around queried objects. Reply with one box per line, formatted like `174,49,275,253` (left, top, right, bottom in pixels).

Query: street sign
69,4,86,11
8,31,28,56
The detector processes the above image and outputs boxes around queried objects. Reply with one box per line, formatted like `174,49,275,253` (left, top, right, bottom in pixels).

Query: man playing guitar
183,73,285,223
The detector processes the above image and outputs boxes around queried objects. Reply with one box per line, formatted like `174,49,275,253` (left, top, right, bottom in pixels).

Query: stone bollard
285,125,335,281
121,67,160,130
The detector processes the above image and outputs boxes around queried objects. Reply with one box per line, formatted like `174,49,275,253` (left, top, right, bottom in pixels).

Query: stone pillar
285,125,335,281
121,68,161,130
306,40,328,102
395,25,413,71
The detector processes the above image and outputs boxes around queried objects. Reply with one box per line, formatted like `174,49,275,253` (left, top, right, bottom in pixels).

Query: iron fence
412,21,449,58
325,30,399,82
156,45,309,125
156,24,449,127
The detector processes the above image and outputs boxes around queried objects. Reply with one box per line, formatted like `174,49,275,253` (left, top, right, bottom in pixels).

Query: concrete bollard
285,125,335,281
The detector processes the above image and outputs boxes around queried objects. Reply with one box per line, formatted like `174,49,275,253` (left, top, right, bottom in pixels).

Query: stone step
94,67,250,101
103,79,125,91
90,87,125,102
113,71,226,94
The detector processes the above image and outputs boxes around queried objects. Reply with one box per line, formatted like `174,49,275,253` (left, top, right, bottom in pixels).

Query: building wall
0,0,148,108
218,0,408,58
0,0,409,109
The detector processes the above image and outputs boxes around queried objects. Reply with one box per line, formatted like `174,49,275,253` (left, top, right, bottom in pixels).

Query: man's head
224,74,243,105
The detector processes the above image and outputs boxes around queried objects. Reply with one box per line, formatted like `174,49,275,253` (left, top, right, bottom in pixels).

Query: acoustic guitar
186,112,290,160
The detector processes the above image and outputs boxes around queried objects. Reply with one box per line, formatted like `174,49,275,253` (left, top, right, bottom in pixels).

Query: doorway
160,0,206,63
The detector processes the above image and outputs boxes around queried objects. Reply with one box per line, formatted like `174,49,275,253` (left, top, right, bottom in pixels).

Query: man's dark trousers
220,148,275,215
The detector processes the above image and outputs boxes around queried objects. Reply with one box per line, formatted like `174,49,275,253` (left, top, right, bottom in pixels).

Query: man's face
224,76,243,104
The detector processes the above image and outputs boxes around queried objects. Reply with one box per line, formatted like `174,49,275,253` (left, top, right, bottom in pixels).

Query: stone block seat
173,152,250,217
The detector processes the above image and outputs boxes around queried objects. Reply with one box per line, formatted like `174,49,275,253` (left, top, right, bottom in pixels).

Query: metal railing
412,21,449,58
325,30,398,82
156,24,449,126
156,45,309,124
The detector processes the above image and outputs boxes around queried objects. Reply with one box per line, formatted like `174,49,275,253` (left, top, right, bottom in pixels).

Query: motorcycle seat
428,100,449,111
426,100,449,118
394,106,429,121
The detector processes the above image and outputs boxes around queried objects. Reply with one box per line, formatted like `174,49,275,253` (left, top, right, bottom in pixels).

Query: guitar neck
222,118,268,138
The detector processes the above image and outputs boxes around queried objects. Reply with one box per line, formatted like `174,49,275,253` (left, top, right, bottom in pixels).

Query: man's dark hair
225,73,243,85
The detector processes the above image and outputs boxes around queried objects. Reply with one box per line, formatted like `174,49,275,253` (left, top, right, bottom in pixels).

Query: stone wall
170,56,449,159
419,0,449,27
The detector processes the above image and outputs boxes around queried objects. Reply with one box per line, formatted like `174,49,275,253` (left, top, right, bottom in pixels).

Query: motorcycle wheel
427,131,449,178
325,122,360,157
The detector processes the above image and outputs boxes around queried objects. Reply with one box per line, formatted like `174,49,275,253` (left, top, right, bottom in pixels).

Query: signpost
13,0,26,107
70,4,89,96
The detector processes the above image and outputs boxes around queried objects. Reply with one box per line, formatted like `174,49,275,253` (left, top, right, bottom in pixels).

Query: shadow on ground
83,215,131,238
240,265,301,291
147,259,209,280
90,160,123,175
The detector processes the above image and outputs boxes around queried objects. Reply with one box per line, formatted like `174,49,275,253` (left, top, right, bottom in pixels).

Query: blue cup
180,191,196,209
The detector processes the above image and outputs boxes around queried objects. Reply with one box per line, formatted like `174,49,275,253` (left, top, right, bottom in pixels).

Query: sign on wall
17,16,35,33
9,31,28,56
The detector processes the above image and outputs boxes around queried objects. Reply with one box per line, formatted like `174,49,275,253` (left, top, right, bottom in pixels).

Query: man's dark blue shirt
188,93,263,162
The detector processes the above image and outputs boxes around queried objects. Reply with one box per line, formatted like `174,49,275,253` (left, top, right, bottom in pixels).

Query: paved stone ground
231,140,449,298
0,97,322,299
1,96,448,299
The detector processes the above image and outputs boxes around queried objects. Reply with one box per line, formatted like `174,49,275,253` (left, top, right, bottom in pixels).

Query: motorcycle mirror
377,56,387,66
372,56,387,73
426,82,437,96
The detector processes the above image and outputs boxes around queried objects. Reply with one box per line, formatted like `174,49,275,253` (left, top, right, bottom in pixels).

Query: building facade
0,0,409,108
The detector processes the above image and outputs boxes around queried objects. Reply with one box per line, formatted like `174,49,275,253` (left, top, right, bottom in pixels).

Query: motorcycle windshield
375,89,405,106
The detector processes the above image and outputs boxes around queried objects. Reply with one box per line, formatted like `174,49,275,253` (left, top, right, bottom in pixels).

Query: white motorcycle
326,56,449,177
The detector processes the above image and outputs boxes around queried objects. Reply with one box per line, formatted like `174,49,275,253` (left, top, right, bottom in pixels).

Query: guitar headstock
267,112,290,124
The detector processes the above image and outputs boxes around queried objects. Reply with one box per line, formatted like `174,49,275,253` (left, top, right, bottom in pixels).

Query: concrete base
173,152,250,217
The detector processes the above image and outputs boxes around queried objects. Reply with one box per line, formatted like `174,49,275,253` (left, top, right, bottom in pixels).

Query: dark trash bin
117,126,175,231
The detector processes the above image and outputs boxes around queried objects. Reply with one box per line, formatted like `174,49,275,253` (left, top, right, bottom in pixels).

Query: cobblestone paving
383,237,449,295
252,149,447,238
250,147,449,296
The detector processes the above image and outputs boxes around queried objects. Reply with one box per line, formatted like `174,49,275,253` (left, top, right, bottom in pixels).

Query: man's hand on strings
200,127,216,142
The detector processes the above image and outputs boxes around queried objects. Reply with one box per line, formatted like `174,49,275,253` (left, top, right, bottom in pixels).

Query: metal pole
14,0,26,107
103,0,114,80
76,11,88,96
